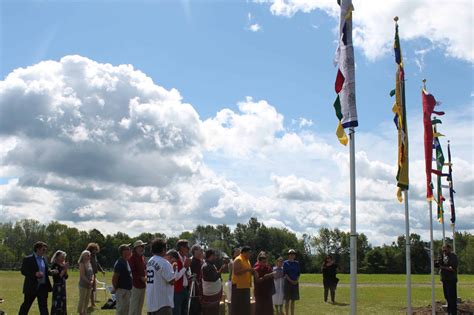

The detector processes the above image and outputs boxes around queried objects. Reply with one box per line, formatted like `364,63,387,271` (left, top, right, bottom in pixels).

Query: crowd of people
17,240,459,315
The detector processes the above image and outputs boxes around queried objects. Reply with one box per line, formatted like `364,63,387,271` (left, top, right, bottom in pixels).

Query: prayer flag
332,0,357,145
391,20,409,202
422,89,444,200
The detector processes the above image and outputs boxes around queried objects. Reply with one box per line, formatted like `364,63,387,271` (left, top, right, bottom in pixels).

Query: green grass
1,271,473,314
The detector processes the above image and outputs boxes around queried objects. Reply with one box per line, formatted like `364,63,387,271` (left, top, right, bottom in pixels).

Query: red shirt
128,253,146,289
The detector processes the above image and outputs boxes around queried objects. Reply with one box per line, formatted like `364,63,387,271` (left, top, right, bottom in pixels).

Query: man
173,240,192,315
283,249,300,315
201,249,227,315
129,240,147,315
112,244,133,315
19,241,53,315
439,244,458,315
86,242,105,308
146,239,175,315
231,246,254,315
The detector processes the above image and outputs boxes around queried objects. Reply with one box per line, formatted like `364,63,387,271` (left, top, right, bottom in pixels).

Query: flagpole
349,126,357,315
404,190,412,315
429,200,436,315
423,78,436,315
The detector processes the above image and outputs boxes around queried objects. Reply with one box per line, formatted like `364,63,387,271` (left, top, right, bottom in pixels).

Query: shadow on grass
333,302,350,306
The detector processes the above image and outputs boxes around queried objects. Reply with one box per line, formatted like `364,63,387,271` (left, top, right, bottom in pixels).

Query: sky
0,0,473,246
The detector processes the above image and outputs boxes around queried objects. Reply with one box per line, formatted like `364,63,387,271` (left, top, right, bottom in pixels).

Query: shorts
283,280,299,301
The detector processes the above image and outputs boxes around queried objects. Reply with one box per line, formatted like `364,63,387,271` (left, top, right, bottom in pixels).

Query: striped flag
447,142,456,224
332,0,358,145
390,19,409,202
433,123,445,222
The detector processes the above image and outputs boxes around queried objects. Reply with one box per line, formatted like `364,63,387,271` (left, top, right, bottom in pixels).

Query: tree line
1,218,473,274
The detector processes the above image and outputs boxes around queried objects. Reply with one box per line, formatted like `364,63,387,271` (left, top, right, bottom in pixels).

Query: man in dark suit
19,241,53,315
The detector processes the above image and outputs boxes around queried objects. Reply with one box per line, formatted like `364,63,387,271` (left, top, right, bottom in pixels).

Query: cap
118,244,131,254
133,240,147,248
288,249,297,255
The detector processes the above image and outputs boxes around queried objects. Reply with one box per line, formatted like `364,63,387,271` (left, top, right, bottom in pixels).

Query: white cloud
0,56,472,245
255,0,474,63
246,12,263,32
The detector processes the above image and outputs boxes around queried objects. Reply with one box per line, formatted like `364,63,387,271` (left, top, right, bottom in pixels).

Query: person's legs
77,287,88,315
284,300,289,315
36,286,49,315
290,300,295,315
19,292,36,315
324,286,329,302
180,289,189,315
330,285,336,303
116,288,131,315
446,281,457,314
90,277,97,307
173,291,183,315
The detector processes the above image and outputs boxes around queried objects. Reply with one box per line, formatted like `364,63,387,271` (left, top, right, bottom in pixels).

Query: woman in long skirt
321,255,339,304
272,257,285,315
50,250,69,315
253,251,275,315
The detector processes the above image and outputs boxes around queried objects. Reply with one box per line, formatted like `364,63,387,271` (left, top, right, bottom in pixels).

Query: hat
118,244,131,254
133,240,147,248
288,249,297,255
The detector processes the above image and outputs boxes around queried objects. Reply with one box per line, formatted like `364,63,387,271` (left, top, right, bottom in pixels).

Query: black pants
324,284,336,303
442,280,457,315
19,285,49,315
231,285,250,315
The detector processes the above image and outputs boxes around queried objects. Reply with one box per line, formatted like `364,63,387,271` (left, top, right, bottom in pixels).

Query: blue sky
0,0,472,244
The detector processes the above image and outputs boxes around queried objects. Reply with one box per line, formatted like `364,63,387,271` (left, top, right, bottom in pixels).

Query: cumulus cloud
255,0,474,62
0,56,472,244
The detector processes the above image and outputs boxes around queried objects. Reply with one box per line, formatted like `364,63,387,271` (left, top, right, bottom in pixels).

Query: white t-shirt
146,255,175,312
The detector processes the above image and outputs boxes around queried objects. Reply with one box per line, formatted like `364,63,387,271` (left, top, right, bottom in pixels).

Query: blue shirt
283,260,300,281
34,253,46,284
114,258,133,290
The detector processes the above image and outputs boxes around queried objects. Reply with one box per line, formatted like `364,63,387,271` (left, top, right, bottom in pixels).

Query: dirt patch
411,300,474,314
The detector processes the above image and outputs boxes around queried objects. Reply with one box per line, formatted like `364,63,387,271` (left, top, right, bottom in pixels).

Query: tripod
187,274,199,315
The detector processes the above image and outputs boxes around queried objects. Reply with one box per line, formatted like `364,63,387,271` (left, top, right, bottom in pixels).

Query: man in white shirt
146,239,175,315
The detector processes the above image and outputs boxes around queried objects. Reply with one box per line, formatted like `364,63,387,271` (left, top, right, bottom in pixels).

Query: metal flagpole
423,78,436,315
349,127,357,315
429,200,436,315
404,190,412,314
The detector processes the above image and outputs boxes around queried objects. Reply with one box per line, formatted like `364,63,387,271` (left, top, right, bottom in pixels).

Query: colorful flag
433,123,445,222
421,89,444,200
390,19,409,202
332,0,358,145
447,142,456,224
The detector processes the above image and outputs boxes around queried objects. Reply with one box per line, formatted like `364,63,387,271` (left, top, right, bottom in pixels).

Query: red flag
422,89,441,200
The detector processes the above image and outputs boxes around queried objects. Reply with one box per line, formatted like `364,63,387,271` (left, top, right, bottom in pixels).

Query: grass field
1,271,473,314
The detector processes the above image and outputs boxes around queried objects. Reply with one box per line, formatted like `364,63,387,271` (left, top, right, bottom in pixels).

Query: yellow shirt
232,254,252,289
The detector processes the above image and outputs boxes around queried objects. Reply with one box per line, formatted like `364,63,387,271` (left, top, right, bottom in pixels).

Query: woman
77,250,94,315
321,255,339,304
86,243,104,308
50,250,69,315
253,251,275,315
272,257,284,315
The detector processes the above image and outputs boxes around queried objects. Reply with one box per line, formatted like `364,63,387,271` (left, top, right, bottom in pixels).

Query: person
272,257,285,315
201,249,226,315
283,249,300,315
146,239,176,315
129,240,147,315
189,244,204,315
86,242,105,308
253,251,275,315
439,244,458,315
50,250,69,315
173,239,192,315
19,241,53,315
165,249,180,267
321,255,339,304
231,246,254,315
112,244,133,315
77,250,94,315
